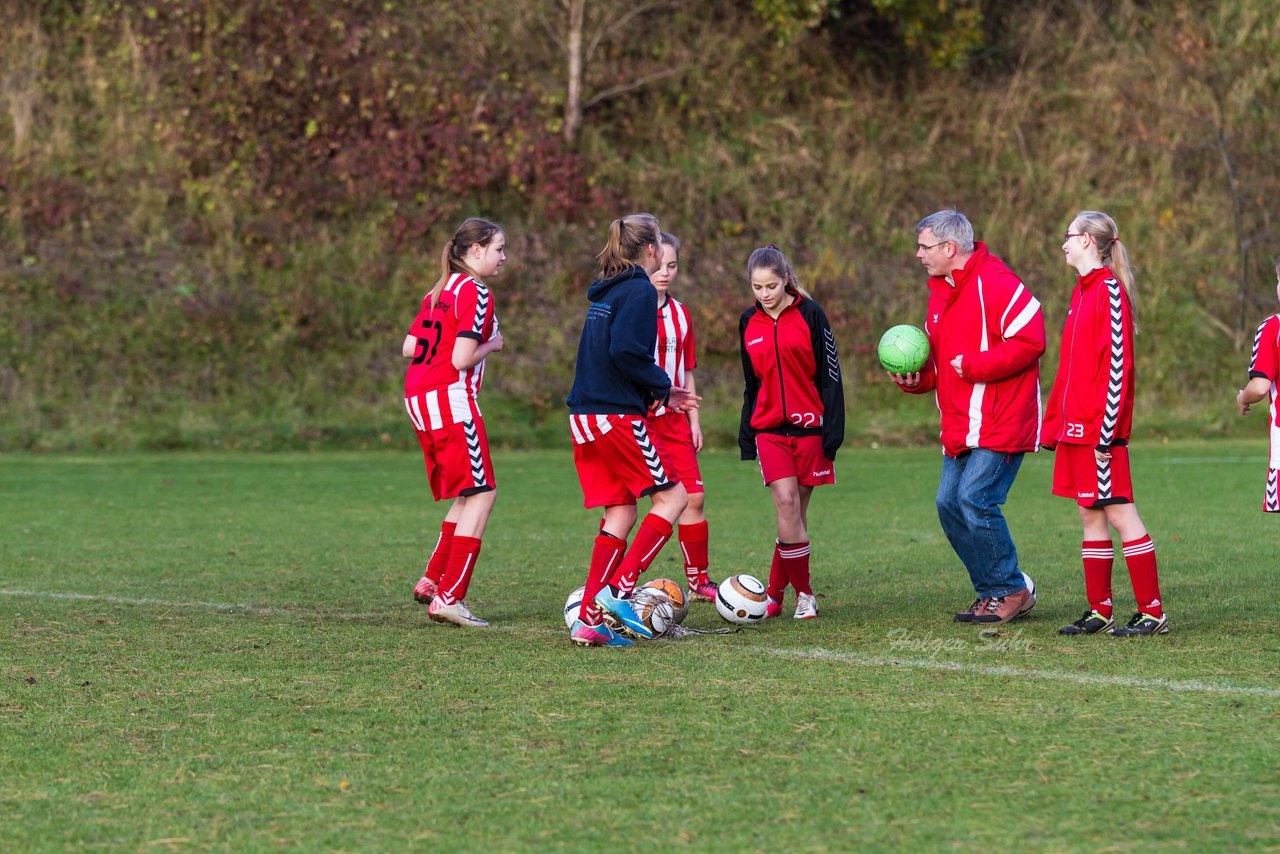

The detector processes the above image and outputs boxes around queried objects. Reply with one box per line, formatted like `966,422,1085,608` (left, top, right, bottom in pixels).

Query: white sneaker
427,598,490,628
793,593,818,620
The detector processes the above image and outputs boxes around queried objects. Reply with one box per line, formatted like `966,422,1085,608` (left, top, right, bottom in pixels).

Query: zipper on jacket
772,315,789,425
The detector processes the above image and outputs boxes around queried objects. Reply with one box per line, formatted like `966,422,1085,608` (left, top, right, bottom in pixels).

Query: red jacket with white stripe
1042,267,1135,450
902,243,1046,456
404,273,497,424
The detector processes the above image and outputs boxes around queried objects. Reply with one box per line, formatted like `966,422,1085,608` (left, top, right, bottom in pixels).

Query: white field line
761,646,1280,698
5,588,1277,698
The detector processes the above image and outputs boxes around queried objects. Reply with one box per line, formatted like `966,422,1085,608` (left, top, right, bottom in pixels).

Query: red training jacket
901,242,1046,456
1042,266,1135,450
739,294,845,461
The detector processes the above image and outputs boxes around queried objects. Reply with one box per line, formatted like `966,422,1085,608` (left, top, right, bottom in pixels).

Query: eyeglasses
917,240,950,252
1064,232,1087,241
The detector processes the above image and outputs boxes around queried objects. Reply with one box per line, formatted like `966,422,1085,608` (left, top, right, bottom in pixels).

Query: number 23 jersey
404,273,497,422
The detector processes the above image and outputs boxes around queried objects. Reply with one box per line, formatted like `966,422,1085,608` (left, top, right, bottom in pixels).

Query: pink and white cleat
765,596,783,619
413,575,438,605
687,579,719,602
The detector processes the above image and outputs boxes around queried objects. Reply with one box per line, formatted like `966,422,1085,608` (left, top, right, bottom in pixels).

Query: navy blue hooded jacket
567,266,672,415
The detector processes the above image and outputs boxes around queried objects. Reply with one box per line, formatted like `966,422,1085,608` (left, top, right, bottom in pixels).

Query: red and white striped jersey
404,273,498,427
651,295,696,417
1248,313,1280,468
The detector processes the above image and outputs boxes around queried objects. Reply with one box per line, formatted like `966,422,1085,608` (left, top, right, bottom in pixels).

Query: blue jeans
936,449,1028,599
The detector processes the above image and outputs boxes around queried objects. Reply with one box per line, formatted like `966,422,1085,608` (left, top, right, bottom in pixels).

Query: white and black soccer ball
563,585,586,629
1022,572,1036,598
715,574,769,624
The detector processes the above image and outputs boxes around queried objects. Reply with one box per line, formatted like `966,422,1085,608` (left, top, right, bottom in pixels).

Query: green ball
877,324,930,374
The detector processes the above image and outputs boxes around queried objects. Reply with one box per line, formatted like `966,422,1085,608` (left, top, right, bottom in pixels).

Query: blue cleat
569,619,634,647
593,585,655,639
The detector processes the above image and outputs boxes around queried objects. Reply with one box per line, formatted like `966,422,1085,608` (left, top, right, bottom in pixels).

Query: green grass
3,442,1279,850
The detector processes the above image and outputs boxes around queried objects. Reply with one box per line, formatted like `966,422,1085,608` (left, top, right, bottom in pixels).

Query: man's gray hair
916,210,974,254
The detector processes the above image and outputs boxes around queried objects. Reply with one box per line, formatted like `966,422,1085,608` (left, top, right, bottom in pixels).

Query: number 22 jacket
739,294,845,462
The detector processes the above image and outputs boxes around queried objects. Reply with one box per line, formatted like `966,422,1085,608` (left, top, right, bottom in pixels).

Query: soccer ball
631,587,677,636
1022,572,1036,598
877,324,930,374
641,577,688,624
715,574,769,624
563,586,586,628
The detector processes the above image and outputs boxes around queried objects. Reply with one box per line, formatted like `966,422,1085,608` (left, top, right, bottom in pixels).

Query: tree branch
583,65,685,109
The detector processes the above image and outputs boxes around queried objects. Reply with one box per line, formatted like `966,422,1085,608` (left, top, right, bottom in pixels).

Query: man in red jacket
890,210,1046,624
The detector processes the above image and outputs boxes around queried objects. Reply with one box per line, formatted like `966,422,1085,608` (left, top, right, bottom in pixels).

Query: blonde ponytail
1074,210,1137,332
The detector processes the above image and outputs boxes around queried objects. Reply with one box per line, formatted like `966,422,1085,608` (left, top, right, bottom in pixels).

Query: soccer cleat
793,592,819,619
971,588,1036,624
1109,612,1169,636
427,597,490,628
413,575,438,605
1058,610,1113,635
954,598,986,623
569,619,635,647
765,596,783,618
593,585,654,639
688,579,719,602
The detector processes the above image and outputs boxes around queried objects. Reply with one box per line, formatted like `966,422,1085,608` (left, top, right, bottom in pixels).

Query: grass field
3,442,1279,851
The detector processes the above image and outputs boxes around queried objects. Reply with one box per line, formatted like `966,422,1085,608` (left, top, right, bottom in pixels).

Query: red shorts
755,433,835,487
571,414,680,508
1052,442,1133,507
406,397,495,501
647,411,703,494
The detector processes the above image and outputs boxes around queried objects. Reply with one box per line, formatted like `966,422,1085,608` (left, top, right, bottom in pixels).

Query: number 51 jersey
404,273,497,425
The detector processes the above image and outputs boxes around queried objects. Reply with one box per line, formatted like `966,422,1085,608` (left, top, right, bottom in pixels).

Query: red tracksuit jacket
738,294,845,461
1042,266,1136,450
903,243,1046,456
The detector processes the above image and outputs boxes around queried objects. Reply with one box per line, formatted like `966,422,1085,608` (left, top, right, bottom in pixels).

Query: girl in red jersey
738,245,844,620
1235,258,1280,512
566,213,699,647
647,232,719,602
1042,211,1168,636
405,218,506,628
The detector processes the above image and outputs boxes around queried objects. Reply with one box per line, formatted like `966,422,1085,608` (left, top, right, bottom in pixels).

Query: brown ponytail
429,217,503,309
596,213,661,278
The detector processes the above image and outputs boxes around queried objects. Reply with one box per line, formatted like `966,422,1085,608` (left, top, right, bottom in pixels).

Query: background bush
2,0,1277,451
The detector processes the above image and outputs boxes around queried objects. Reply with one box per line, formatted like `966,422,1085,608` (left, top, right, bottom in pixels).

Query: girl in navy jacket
566,213,698,646
739,245,844,620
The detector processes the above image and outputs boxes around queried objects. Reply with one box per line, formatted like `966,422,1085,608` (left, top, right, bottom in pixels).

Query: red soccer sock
779,540,812,596
608,514,674,597
1122,535,1163,618
425,521,457,584
579,533,626,626
1081,539,1114,619
766,540,786,604
437,536,481,606
678,520,710,588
